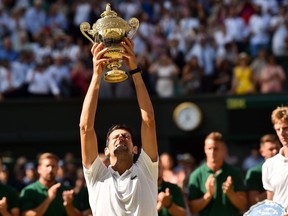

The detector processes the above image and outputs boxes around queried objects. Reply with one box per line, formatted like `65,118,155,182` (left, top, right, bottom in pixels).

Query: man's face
204,139,226,164
105,129,136,157
274,122,288,147
260,142,280,160
38,158,58,183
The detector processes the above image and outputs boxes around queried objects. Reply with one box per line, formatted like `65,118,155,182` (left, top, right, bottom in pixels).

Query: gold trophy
80,3,139,83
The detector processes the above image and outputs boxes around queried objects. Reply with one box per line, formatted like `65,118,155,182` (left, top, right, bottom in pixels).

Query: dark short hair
260,134,279,147
106,124,136,146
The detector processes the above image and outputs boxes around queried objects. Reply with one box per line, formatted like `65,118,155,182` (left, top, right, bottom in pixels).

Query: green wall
0,94,287,164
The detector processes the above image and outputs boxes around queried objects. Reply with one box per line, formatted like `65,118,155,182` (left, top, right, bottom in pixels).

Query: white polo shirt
262,147,288,211
83,149,158,216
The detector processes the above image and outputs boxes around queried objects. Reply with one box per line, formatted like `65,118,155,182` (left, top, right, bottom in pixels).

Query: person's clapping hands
62,189,75,207
0,197,8,215
157,188,172,210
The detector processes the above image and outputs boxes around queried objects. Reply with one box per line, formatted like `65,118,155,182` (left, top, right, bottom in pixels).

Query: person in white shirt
262,106,288,214
26,62,60,98
247,4,271,57
270,5,288,57
79,38,158,216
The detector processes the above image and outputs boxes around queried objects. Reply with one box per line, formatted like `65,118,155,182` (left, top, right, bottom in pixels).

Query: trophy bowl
80,3,139,83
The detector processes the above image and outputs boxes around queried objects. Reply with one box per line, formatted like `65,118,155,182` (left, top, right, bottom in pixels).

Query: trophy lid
92,3,131,34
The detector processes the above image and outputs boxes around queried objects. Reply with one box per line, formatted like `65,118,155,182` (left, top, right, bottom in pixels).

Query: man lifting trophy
80,3,139,83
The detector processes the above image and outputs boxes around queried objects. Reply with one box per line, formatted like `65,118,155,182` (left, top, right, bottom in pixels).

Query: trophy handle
128,18,139,39
80,22,95,44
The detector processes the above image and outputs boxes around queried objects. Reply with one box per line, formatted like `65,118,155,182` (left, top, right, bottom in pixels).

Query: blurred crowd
0,152,83,194
0,0,287,100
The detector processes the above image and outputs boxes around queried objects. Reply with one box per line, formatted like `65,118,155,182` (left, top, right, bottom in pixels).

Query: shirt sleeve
262,159,273,192
19,188,36,212
188,170,204,201
136,149,158,183
83,156,108,186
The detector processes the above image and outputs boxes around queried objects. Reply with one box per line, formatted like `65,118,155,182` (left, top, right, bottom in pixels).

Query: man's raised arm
122,38,158,162
79,43,108,168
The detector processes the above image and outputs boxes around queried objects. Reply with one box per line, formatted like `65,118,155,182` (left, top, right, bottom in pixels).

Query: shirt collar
203,162,226,176
279,147,288,162
109,165,134,178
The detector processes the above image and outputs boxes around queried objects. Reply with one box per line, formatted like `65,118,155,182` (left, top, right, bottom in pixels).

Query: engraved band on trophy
80,3,139,83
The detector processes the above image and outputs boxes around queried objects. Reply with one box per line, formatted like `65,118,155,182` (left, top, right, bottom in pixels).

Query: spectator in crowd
242,146,264,173
167,37,186,74
247,3,271,58
187,132,247,216
0,5,13,40
178,7,200,49
230,52,256,95
181,55,203,95
269,5,288,57
148,52,179,98
17,162,37,191
258,54,286,94
136,54,154,96
8,50,34,98
61,152,78,188
24,0,46,40
174,153,197,201
149,24,168,61
224,6,249,53
0,163,10,185
250,48,268,91
70,0,91,41
213,22,233,56
253,0,279,16
25,61,61,99
245,134,280,207
160,152,179,185
185,32,216,93
19,152,82,216
118,0,141,21
157,160,187,216
46,53,71,98
45,3,68,34
70,59,92,98
9,10,29,52
262,106,288,212
0,36,19,62
13,156,28,192
73,168,91,216
212,58,232,95
0,157,20,216
0,59,11,100
137,12,155,55
61,35,81,65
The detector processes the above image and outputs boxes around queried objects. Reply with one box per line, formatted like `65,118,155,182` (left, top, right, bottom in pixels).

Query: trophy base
104,70,128,83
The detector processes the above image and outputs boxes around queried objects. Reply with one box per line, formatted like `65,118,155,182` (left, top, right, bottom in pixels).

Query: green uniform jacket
20,180,80,216
188,162,246,216
245,161,264,192
158,180,186,216
0,183,19,216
